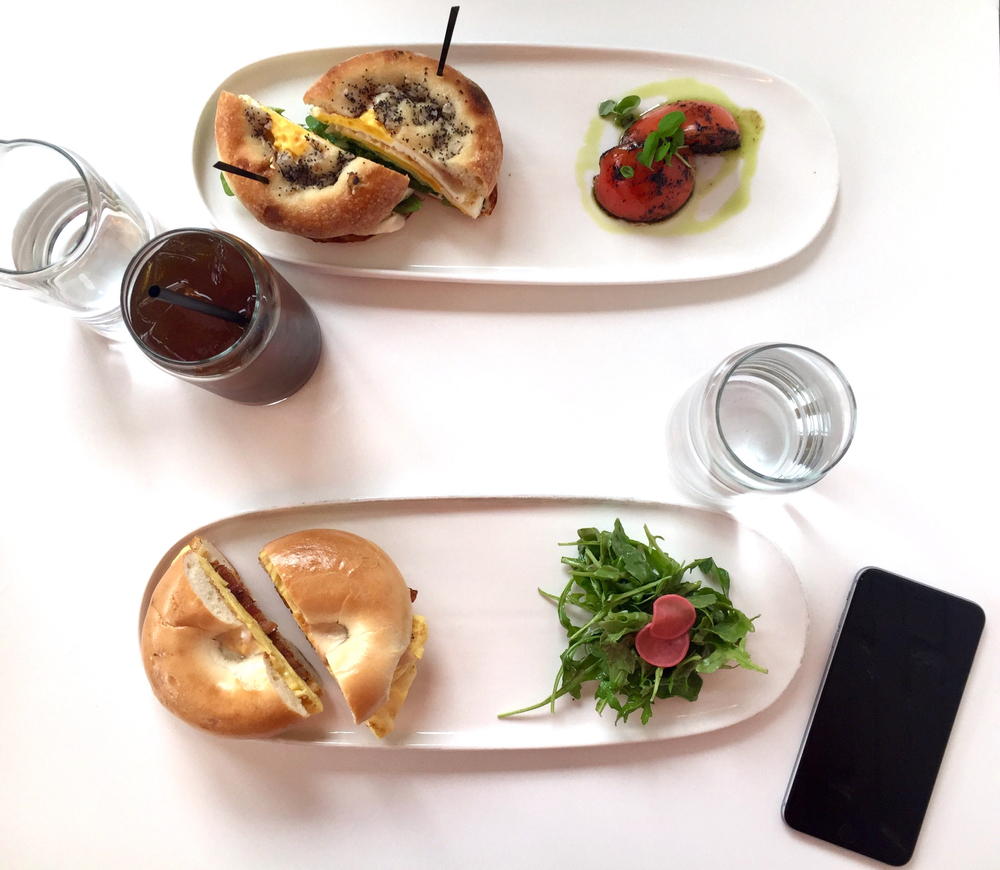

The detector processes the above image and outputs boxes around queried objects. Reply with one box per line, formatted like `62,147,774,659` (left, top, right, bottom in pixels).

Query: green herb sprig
637,111,689,169
499,520,766,725
598,95,641,128
599,96,692,171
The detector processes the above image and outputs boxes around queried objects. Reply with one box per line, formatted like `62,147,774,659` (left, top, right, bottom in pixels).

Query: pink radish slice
649,594,697,640
635,625,691,667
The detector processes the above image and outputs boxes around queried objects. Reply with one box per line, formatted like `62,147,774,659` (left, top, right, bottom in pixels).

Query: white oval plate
139,496,808,748
192,44,838,284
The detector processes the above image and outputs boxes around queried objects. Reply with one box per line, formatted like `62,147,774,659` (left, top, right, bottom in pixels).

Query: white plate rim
138,494,809,750
191,43,839,285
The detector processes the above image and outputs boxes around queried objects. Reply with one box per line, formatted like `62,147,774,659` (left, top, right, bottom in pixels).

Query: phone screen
782,567,985,866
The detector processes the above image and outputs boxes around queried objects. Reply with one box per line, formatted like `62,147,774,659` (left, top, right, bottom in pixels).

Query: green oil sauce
575,77,765,236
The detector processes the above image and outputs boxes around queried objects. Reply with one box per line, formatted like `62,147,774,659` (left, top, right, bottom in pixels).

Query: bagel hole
214,627,256,660
311,622,348,657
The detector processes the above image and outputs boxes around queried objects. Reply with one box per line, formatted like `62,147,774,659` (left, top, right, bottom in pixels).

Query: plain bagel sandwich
259,528,428,739
304,50,503,219
215,91,412,241
141,537,324,737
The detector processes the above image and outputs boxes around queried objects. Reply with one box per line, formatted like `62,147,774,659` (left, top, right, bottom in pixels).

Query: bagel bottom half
141,537,323,737
259,529,427,738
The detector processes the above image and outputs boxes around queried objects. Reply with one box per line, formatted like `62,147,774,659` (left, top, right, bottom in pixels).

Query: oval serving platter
192,44,838,284
139,496,808,749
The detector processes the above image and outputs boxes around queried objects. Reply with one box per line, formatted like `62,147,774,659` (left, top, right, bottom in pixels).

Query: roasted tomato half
592,145,695,223
622,100,741,154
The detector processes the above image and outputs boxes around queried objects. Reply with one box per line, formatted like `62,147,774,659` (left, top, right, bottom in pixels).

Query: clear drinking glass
669,343,857,500
0,139,155,337
121,228,322,405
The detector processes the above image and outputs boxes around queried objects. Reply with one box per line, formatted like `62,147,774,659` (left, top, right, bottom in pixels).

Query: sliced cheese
313,108,393,144
311,109,444,197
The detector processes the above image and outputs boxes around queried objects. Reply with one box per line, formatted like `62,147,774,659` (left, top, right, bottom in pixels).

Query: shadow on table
284,196,841,316
174,650,816,825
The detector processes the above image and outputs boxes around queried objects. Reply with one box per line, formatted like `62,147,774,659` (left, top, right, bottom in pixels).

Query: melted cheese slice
311,109,443,196
314,108,392,143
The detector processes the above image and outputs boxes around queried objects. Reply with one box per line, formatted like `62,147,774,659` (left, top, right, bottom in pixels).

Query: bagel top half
215,91,411,239
304,50,503,218
259,529,424,731
141,537,323,737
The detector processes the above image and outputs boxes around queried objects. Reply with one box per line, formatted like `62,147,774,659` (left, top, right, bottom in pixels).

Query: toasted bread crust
214,90,409,239
260,529,414,726
141,539,322,737
304,50,503,217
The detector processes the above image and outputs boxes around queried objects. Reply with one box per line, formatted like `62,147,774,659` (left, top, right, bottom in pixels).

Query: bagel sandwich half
303,50,503,218
259,529,427,738
215,91,413,241
141,537,323,737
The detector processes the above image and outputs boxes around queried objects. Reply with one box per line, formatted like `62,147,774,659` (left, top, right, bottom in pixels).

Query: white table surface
2,1,998,867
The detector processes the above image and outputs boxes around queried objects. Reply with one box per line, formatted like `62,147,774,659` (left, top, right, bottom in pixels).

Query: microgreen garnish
636,110,687,169
220,172,234,196
598,95,642,128
267,106,286,115
499,520,766,725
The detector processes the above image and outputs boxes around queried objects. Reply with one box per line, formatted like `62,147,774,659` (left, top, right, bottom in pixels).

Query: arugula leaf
499,519,766,724
220,172,234,197
393,194,423,215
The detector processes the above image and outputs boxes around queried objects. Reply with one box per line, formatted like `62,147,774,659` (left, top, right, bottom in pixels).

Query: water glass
0,139,155,336
670,343,856,500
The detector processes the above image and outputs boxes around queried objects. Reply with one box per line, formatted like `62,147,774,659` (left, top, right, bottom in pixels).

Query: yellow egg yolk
312,109,443,195
265,110,312,157
313,108,393,143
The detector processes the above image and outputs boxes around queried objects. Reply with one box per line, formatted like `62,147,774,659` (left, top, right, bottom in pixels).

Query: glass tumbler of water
0,139,155,337
671,344,857,499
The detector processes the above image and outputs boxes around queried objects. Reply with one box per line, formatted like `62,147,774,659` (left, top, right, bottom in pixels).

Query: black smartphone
782,567,985,866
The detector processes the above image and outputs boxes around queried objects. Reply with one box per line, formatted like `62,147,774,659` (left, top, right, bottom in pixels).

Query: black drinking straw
147,284,251,327
213,161,269,185
437,6,460,75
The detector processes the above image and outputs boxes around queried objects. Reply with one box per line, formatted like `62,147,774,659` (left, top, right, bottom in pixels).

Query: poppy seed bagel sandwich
304,50,503,218
259,528,428,738
141,537,324,737
215,90,411,240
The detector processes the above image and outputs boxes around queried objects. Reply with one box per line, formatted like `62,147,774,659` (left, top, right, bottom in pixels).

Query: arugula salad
500,520,766,725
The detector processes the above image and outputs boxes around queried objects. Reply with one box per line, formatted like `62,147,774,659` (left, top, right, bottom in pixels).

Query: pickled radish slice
635,625,691,668
649,594,697,640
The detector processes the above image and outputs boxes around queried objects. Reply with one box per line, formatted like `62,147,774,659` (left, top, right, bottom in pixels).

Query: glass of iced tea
121,229,322,404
